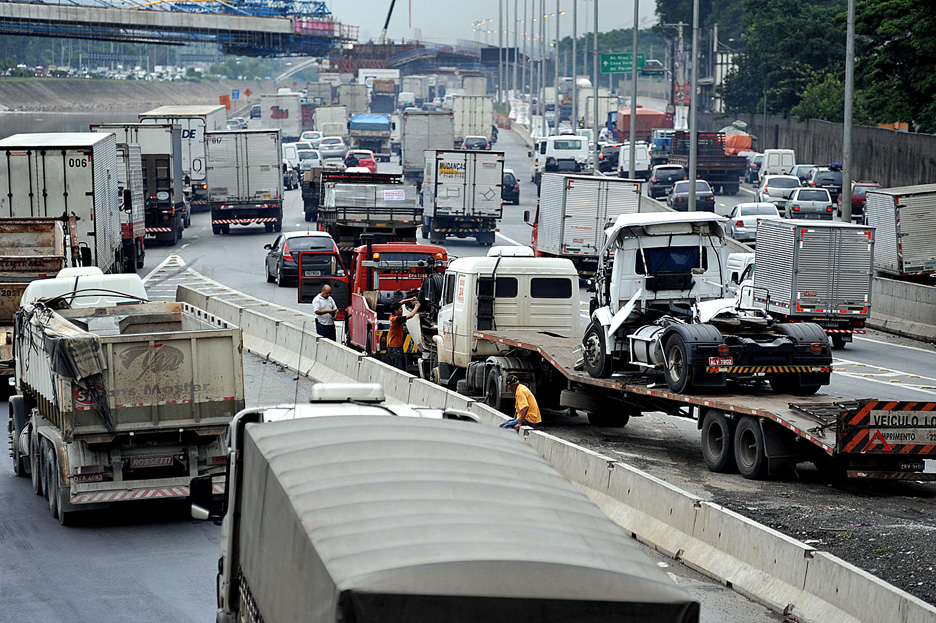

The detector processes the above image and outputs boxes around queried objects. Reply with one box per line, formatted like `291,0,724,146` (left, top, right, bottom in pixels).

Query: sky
326,0,659,47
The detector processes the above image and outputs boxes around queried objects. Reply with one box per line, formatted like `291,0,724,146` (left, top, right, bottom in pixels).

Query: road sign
600,52,646,74
232,89,240,100
244,88,253,97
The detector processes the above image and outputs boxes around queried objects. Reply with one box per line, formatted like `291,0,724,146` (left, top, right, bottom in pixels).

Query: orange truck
615,106,670,142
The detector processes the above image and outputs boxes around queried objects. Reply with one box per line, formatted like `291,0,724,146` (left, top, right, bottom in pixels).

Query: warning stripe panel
146,227,174,233
705,365,831,374
840,400,936,456
70,483,224,505
212,218,278,224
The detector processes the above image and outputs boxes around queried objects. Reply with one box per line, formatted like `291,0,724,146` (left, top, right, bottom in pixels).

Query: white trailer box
138,105,227,204
536,174,642,275
463,75,488,96
0,132,120,273
337,84,368,117
422,149,504,244
256,94,303,142
357,68,400,91
402,75,430,101
452,95,494,144
314,105,349,139
865,185,936,276
206,130,283,205
585,95,621,130
400,110,455,182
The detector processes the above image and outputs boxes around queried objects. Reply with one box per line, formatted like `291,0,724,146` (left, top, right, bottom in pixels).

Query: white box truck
530,174,642,276
139,105,226,213
314,104,349,139
0,132,122,274
422,149,503,246
402,75,430,103
865,184,936,277
400,110,455,184
90,122,187,246
452,95,494,146
206,129,284,235
337,84,368,117
114,143,146,273
257,93,302,142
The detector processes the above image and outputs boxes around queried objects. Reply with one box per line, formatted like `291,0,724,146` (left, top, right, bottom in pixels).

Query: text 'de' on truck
9,273,245,524
206,129,284,234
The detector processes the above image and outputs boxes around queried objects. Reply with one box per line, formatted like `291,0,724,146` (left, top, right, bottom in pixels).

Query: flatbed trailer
474,328,936,481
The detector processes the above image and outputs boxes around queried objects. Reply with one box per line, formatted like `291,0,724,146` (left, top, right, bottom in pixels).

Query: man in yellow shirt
498,375,542,430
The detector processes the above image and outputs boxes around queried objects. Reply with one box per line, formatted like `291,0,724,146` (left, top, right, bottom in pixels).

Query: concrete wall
870,277,936,341
700,112,936,188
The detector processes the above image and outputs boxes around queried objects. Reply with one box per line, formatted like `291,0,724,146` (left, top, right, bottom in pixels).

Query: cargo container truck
451,95,494,146
90,122,187,246
206,129,284,234
400,110,455,185
114,143,146,273
337,84,368,117
313,104,349,140
304,81,334,105
0,132,123,273
9,273,245,524
667,131,745,195
865,185,936,277
139,105,227,212
421,149,503,246
402,75,430,103
348,113,392,161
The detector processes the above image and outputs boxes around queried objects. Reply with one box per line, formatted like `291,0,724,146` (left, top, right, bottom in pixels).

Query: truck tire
663,333,695,394
123,244,137,274
484,368,513,415
429,226,445,244
274,218,282,233
831,334,847,349
31,434,42,495
700,409,737,473
43,440,58,518
9,397,30,477
265,222,274,233
734,416,767,479
212,225,222,235
476,232,495,246
169,223,178,246
582,323,612,379
305,211,312,222
136,241,145,269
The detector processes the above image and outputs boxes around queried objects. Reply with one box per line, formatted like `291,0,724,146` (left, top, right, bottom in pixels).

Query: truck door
297,251,350,320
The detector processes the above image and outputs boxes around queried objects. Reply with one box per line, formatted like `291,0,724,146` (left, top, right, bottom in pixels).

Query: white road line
739,186,755,195
853,335,936,354
179,243,190,251
141,253,186,285
495,232,526,247
834,371,936,396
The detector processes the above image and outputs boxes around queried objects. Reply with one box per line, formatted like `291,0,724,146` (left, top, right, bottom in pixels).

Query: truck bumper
69,475,224,505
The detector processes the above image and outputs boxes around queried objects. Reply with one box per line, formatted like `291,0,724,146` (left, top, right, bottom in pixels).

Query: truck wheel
265,223,274,233
212,225,222,235
429,228,444,244
274,219,282,233
663,334,695,394
169,224,178,246
484,368,512,415
305,211,312,222
701,409,737,473
734,416,767,479
476,232,495,246
31,435,42,495
9,397,29,477
582,323,612,379
222,224,230,234
831,334,847,349
123,245,137,274
43,441,58,518
136,241,145,269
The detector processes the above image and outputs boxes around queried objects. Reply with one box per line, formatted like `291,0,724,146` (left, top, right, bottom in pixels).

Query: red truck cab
345,241,447,361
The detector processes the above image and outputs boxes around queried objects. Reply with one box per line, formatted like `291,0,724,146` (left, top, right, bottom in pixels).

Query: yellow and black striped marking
376,331,419,354
705,365,832,374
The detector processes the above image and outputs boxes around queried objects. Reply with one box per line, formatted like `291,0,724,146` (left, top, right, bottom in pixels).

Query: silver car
755,175,801,214
300,131,323,148
787,187,834,220
318,136,348,160
727,202,781,244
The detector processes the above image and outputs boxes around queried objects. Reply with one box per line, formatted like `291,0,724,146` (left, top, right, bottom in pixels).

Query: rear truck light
282,243,294,262
811,343,823,355
211,455,228,465
855,320,865,328
718,344,730,357
736,220,744,227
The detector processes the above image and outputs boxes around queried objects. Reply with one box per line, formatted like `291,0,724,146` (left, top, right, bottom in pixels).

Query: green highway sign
600,52,646,74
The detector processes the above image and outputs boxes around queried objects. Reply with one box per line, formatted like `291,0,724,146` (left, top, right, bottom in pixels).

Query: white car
755,175,801,214
786,187,834,220
727,202,781,244
319,136,348,160
300,131,323,148
297,149,323,172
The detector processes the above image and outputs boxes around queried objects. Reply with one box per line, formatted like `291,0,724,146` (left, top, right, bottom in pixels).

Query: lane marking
495,231,526,247
853,335,936,355
142,253,185,284
179,243,190,251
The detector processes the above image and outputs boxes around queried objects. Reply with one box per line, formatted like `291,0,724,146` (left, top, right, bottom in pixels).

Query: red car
346,150,377,173
837,181,880,219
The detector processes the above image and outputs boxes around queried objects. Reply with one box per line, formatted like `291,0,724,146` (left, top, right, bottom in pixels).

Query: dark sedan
597,143,620,173
667,179,716,212
502,168,520,204
647,164,687,199
264,231,340,287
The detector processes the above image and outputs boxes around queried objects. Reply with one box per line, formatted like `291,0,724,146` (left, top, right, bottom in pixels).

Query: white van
759,149,796,181
282,142,301,171
617,141,651,180
533,135,590,193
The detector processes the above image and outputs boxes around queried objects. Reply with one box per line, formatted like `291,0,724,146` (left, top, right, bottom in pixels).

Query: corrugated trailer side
866,185,936,276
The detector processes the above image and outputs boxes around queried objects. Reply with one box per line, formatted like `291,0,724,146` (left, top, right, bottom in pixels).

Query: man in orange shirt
498,375,542,430
387,299,420,370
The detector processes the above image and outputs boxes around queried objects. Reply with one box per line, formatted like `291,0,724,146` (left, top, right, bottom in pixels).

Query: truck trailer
421,149,503,246
9,274,245,524
205,129,284,234
0,132,123,274
139,105,227,212
400,110,455,185
90,122,188,246
667,131,745,195
451,95,494,146
865,184,936,277
314,104,349,140
256,93,302,142
114,143,146,273
348,114,392,161
337,84,368,117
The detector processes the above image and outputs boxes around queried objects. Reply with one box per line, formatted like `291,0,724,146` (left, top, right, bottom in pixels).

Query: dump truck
400,110,455,185
189,414,699,623
421,149,503,246
0,218,66,398
731,220,875,349
114,143,146,273
139,105,227,212
865,184,936,277
667,131,745,195
348,113,392,161
0,132,123,273
529,173,642,276
205,129,284,235
8,272,244,524
90,122,188,246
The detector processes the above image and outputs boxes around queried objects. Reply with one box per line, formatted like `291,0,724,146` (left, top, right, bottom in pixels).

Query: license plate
816,321,840,328
900,460,925,472
129,456,173,469
303,270,322,277
709,357,733,366
72,473,103,484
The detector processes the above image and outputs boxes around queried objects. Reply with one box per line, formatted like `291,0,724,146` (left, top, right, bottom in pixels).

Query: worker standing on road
499,375,542,430
312,284,338,341
387,298,420,370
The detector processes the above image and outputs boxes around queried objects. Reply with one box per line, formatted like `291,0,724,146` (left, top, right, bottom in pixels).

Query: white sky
326,0,659,46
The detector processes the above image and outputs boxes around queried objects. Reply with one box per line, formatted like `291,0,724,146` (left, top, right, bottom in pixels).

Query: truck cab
532,135,590,193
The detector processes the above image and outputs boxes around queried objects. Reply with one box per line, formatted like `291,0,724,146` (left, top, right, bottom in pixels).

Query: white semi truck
421,149,503,246
205,129,284,235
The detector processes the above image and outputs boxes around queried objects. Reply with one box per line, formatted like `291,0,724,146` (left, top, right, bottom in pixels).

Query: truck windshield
552,139,583,150
636,246,708,274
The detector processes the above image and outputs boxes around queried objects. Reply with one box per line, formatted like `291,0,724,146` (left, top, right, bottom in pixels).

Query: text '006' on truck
8,270,245,525
583,212,833,395
188,410,698,623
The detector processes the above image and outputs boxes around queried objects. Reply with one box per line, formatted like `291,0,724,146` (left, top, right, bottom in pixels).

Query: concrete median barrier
358,357,415,404
175,284,209,311
239,309,279,358
527,431,614,493
310,339,363,384
272,322,309,372
469,402,509,426
409,378,474,412
206,297,245,326
297,330,320,377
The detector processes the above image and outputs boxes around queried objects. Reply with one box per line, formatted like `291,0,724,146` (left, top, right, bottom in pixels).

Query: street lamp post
513,0,519,98
572,0,577,129
628,0,638,178
593,0,598,171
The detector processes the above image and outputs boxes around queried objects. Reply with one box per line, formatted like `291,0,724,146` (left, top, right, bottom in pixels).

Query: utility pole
540,0,546,135
688,0,699,211
593,0,599,172
628,0,638,178
513,0,519,97
498,0,503,104
554,0,560,136
842,0,855,221
522,0,528,102
572,0,577,129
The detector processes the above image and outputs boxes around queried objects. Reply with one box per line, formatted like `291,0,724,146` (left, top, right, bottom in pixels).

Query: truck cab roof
446,255,578,276
21,273,148,308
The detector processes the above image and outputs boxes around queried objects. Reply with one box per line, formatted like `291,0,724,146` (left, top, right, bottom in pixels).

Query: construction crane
378,0,397,44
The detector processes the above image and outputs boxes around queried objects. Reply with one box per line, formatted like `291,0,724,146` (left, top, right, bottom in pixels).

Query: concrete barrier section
798,551,936,623
687,502,814,614
297,330,319,377
175,284,209,311
206,297,244,327
358,357,414,404
526,431,614,493
408,378,473,412
310,339,362,384
469,402,510,426
272,322,307,372
239,309,279,358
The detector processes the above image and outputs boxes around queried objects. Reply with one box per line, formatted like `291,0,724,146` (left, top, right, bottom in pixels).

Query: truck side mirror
527,151,533,158
189,474,224,523
523,210,530,223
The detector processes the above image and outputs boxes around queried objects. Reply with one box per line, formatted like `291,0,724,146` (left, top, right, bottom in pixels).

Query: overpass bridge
0,0,357,56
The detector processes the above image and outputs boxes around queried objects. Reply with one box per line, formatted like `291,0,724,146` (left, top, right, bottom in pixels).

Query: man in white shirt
312,284,338,341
